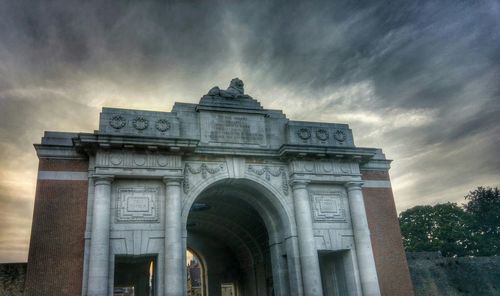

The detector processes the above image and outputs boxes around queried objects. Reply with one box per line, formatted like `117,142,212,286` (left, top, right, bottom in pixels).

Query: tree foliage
399,186,500,257
464,186,500,256
399,203,471,257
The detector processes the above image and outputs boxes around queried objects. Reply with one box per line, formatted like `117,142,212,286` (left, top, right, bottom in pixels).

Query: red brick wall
25,159,88,296
38,158,89,172
362,170,414,296
361,170,390,181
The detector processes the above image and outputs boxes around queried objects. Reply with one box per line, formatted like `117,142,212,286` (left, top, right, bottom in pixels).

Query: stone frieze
289,160,359,175
247,164,289,195
96,150,182,169
183,162,226,194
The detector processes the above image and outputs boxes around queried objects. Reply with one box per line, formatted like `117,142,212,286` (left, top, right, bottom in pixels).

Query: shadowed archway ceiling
187,183,271,267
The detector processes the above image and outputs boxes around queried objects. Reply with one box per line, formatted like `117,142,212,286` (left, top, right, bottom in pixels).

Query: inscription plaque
116,187,159,223
311,192,347,222
200,112,266,146
127,196,149,212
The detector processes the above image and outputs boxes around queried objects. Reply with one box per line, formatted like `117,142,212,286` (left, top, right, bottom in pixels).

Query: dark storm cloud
0,1,231,88
220,0,500,209
0,0,499,262
227,0,500,144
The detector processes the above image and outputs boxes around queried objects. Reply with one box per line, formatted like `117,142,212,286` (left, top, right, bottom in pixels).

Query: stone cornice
278,145,377,160
34,144,87,160
73,133,199,154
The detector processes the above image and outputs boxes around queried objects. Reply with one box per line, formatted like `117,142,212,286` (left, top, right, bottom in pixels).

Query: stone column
182,233,188,296
291,180,323,296
346,181,381,296
87,175,113,296
163,176,184,296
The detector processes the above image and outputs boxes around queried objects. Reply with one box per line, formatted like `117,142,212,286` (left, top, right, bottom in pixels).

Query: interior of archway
187,180,279,296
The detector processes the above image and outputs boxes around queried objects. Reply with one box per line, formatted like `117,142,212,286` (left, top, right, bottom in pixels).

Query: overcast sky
1,0,499,263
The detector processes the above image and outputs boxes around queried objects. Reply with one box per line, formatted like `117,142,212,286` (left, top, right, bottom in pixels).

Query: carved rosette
183,163,225,194
333,130,346,142
316,129,329,141
247,165,289,195
133,116,149,130
109,115,126,129
297,128,311,140
155,119,171,132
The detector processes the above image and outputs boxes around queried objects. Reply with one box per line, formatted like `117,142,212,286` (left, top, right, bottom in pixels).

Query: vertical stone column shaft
346,182,381,296
87,175,113,296
182,234,188,296
163,177,184,296
291,180,323,296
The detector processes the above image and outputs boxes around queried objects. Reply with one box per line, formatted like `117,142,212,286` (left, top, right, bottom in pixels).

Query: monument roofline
34,79,391,163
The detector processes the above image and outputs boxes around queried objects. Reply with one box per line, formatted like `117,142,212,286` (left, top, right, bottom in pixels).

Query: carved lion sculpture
226,78,244,96
207,78,245,98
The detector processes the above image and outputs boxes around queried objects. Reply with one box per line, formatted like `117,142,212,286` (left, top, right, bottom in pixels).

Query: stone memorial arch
25,79,414,295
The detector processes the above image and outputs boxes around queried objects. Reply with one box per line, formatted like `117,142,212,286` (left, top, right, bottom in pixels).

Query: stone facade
26,79,414,295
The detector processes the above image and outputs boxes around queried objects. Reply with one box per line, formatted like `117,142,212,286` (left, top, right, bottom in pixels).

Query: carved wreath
109,115,126,129
297,128,311,140
316,129,329,141
333,130,346,142
133,116,149,130
183,163,225,193
247,165,289,195
155,119,171,132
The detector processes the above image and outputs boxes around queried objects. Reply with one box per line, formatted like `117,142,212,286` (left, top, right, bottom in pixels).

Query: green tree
399,203,471,257
464,186,500,256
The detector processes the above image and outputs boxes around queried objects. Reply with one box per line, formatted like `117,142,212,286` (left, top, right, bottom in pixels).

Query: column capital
163,176,183,186
289,179,310,190
345,181,364,191
93,174,114,185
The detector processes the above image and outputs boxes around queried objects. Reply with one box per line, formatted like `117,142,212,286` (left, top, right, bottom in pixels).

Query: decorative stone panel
96,150,182,169
246,164,289,195
290,160,359,176
310,191,347,222
99,108,180,138
115,187,160,223
314,229,355,251
183,162,226,193
286,121,354,147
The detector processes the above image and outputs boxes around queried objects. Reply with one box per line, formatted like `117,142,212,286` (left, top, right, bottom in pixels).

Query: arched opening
186,178,291,296
187,249,206,296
